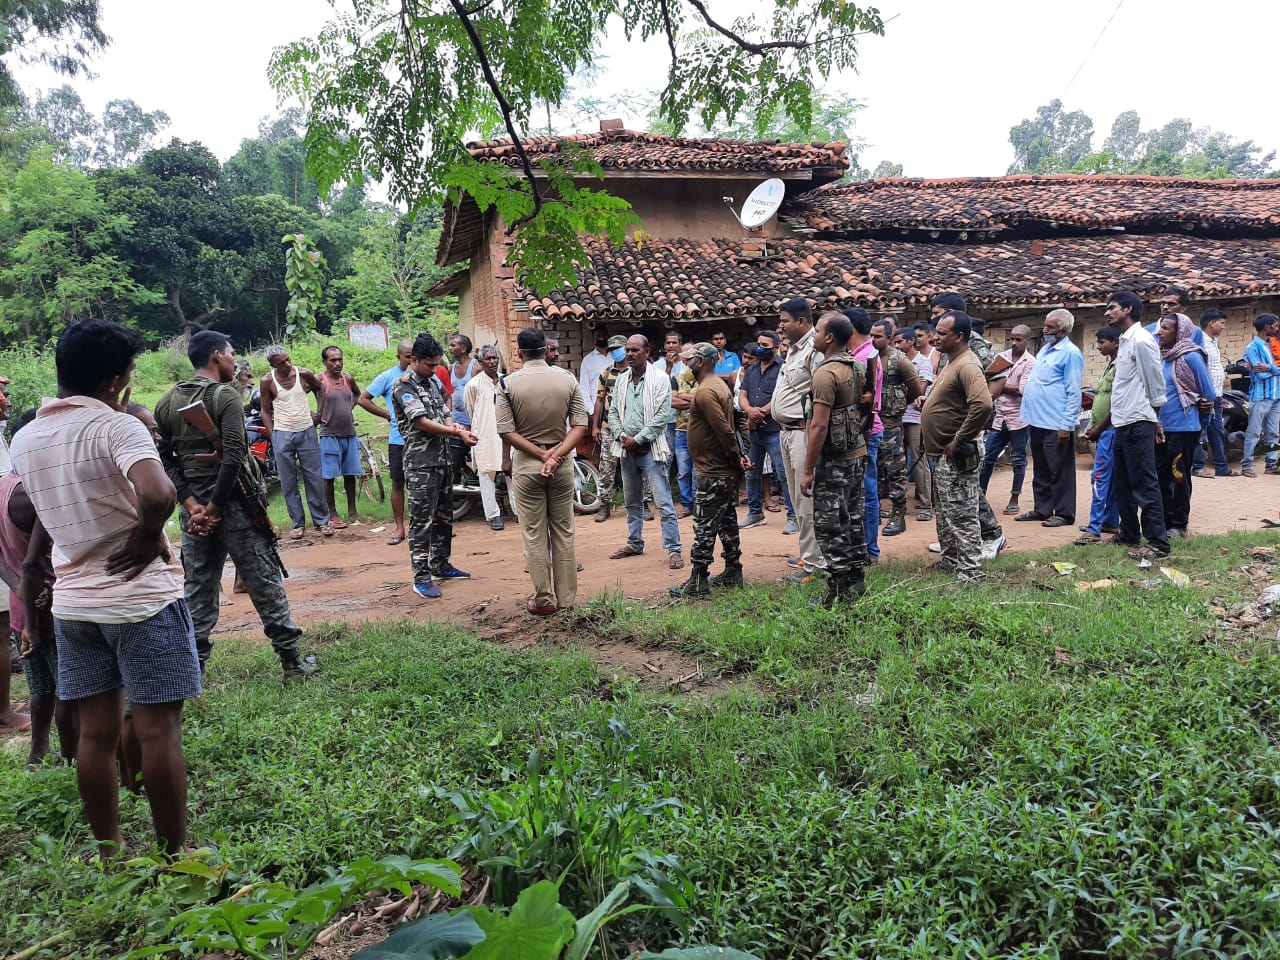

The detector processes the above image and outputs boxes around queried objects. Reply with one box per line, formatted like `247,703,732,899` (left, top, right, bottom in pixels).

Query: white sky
14,0,1279,178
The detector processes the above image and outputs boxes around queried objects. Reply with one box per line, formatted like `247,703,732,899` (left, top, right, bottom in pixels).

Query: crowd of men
1,284,1271,853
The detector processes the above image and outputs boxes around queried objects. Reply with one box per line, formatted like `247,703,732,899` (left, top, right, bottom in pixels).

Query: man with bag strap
155,331,318,681
801,312,871,607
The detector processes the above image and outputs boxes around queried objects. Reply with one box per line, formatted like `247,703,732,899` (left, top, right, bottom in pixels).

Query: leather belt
777,420,806,430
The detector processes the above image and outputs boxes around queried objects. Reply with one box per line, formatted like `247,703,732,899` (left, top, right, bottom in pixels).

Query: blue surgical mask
610,347,626,363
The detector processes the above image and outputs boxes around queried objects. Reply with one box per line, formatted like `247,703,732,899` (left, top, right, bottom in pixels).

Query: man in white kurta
463,346,509,530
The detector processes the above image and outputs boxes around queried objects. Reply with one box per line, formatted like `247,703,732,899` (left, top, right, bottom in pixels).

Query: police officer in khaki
495,327,590,616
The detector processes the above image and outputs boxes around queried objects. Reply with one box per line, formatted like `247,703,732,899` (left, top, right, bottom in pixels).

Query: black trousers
1158,430,1198,532
1112,420,1169,552
1028,425,1077,521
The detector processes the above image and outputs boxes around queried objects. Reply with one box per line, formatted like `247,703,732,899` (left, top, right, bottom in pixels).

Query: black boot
594,501,612,523
669,568,710,599
282,654,320,682
883,506,906,536
709,564,744,589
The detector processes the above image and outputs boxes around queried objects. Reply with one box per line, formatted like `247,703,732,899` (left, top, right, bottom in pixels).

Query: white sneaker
928,542,941,554
980,533,1007,561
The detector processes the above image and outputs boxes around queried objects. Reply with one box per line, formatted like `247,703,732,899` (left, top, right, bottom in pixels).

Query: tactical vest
817,356,867,456
880,348,909,419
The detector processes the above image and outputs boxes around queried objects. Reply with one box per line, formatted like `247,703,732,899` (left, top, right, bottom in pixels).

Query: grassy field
2,531,1279,958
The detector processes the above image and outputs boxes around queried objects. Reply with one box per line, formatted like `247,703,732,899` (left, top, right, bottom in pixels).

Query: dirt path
210,458,1276,656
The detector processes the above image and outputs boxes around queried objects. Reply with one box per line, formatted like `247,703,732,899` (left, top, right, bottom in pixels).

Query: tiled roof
467,130,849,175
787,175,1280,236
519,234,1280,320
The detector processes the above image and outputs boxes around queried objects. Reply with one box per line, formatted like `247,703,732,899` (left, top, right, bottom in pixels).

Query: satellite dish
739,178,784,228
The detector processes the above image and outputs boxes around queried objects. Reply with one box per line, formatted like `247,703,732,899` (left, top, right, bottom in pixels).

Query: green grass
3,533,1279,958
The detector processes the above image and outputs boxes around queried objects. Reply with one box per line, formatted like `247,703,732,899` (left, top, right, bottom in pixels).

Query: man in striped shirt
1240,314,1280,478
11,320,199,857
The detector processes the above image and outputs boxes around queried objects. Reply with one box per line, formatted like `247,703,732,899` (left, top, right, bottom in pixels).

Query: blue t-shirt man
368,362,407,446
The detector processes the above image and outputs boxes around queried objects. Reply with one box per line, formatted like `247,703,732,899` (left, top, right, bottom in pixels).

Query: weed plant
1,534,1279,957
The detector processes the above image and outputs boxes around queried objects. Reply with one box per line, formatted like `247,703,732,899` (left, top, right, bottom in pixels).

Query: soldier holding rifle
155,332,318,681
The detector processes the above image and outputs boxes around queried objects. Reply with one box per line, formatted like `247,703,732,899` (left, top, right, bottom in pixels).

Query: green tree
333,207,445,327
0,149,159,340
282,232,326,337
0,0,108,107
269,0,885,294
1101,109,1144,165
1007,98,1095,174
94,98,171,167
29,83,95,166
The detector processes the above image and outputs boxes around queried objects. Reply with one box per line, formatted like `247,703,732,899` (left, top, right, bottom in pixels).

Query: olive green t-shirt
810,358,866,460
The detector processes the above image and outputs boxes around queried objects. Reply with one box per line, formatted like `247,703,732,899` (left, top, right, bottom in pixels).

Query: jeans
1113,420,1168,552
978,424,1029,496
620,448,682,554
674,430,696,509
1242,396,1280,470
1192,399,1230,474
864,431,882,559
273,427,330,529
746,429,793,517
1084,428,1120,535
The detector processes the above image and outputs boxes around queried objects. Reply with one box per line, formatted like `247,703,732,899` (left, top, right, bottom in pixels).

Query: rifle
177,391,288,578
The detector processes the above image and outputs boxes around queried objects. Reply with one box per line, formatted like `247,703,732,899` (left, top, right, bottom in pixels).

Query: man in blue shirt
711,330,741,389
1146,286,1206,347
357,339,413,545
1016,309,1085,528
738,330,794,531
1241,313,1280,478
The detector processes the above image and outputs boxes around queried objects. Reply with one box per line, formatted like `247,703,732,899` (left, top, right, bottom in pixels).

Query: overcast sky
15,0,1279,178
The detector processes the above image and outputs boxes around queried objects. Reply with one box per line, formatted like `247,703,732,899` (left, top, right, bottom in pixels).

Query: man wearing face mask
738,330,795,532
1016,309,1085,529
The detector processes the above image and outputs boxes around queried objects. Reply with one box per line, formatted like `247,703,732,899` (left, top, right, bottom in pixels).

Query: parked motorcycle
1221,359,1252,445
244,389,280,488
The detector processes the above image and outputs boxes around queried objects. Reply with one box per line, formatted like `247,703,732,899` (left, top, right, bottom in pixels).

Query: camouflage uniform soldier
919,311,994,580
592,335,650,521
155,331,318,680
392,333,478,599
802,312,870,606
871,320,923,537
670,343,750,598
929,292,1007,559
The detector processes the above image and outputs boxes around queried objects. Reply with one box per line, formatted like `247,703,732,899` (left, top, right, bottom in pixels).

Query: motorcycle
1221,360,1253,445
244,389,280,488
450,450,604,521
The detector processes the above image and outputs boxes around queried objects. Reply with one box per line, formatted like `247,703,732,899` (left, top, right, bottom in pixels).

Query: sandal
1073,533,1101,545
289,528,304,540
386,533,405,546
1014,511,1046,522
669,552,684,570
1041,516,1070,528
1003,503,1020,515
610,545,643,560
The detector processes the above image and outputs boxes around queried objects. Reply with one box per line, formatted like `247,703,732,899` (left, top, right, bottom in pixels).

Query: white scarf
611,363,671,463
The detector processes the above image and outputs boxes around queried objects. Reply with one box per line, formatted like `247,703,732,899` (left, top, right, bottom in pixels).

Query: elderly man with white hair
463,344,509,531
1015,308,1085,528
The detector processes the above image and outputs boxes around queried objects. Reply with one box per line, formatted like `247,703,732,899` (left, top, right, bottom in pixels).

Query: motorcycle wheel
453,463,479,521
572,459,603,514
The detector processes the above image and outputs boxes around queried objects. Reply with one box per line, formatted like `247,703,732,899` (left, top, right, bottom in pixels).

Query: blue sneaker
436,564,471,580
413,581,442,599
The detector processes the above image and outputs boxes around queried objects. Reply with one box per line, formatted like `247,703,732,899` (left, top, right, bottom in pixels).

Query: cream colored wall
599,177,792,240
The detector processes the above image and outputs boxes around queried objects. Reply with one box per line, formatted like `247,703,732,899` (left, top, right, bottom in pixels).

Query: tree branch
659,0,678,67
449,0,543,232
681,0,808,54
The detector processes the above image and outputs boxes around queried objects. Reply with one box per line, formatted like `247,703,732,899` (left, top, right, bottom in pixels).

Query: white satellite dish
739,178,785,228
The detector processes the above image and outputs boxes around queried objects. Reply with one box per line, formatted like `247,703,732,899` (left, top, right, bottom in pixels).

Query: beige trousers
779,428,825,570
513,460,578,608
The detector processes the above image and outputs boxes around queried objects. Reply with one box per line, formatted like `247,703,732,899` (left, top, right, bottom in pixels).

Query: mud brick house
435,125,1280,382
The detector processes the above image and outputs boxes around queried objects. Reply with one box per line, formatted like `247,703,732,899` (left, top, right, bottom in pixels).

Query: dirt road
211,458,1275,646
